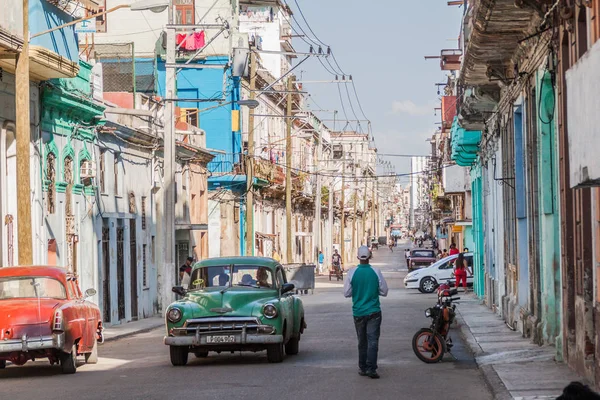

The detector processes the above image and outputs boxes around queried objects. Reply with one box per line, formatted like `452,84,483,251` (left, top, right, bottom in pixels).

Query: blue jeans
353,311,382,372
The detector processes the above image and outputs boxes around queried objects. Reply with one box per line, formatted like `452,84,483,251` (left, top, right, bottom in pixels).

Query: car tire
417,288,425,293
285,335,300,355
194,351,209,358
0,360,6,369
420,277,437,294
267,342,284,363
169,346,189,366
60,345,78,374
85,339,99,364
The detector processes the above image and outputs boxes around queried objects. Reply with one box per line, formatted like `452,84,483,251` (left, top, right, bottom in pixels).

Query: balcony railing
208,153,245,176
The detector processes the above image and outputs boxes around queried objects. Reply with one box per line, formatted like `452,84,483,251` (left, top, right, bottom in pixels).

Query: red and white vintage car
0,266,103,374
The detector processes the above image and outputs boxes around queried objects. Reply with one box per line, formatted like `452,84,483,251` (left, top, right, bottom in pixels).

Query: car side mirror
172,286,186,296
281,283,295,295
84,288,97,299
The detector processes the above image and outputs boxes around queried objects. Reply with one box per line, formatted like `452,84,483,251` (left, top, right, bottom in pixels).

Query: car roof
0,266,69,280
424,252,474,268
411,248,435,252
194,257,280,270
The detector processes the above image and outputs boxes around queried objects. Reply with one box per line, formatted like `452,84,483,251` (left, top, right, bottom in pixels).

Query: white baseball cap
357,246,371,260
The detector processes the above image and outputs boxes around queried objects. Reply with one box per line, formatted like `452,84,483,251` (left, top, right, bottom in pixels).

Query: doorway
117,223,125,321
102,223,110,323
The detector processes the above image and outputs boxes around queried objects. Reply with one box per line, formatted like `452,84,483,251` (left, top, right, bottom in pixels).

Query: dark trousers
353,311,382,372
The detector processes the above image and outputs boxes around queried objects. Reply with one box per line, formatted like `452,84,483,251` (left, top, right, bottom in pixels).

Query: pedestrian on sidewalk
179,257,193,289
343,246,389,379
453,253,472,292
318,251,325,275
449,243,459,256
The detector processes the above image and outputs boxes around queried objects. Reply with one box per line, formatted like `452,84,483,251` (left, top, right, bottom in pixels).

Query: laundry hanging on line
175,31,206,51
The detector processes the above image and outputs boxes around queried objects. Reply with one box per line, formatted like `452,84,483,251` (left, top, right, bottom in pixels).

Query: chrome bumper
164,334,284,346
0,333,64,353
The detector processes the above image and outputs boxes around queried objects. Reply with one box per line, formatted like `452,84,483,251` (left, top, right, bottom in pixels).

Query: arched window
47,153,56,214
64,156,74,215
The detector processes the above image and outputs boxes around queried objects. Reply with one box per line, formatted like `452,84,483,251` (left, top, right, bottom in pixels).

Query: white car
403,253,474,293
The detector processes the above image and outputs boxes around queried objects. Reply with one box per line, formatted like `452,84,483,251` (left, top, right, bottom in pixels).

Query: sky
286,0,464,182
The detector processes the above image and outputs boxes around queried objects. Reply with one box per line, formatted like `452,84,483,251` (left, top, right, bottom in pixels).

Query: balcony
440,49,462,71
450,117,481,167
208,153,245,177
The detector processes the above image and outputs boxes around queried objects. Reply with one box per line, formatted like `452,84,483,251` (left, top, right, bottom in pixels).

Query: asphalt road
0,240,492,400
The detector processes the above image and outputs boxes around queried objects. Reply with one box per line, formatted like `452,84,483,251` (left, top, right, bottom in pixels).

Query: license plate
206,335,236,344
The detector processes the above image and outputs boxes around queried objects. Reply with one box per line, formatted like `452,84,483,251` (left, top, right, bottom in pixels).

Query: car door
436,259,455,282
465,256,474,283
276,267,294,341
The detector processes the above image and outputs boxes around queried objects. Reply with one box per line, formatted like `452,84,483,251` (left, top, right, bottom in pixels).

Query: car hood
182,287,278,317
0,299,60,340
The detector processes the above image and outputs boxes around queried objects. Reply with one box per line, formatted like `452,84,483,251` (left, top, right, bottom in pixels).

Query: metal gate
129,219,138,320
117,226,125,321
102,225,110,323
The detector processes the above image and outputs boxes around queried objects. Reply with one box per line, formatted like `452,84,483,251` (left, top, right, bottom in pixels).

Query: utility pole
314,123,323,262
245,47,256,256
362,176,367,245
371,178,376,237
162,1,176,311
285,75,294,263
352,183,357,256
340,159,345,265
16,0,33,265
328,179,333,265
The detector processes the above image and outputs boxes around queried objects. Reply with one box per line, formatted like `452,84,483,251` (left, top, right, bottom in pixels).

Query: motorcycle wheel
412,328,445,363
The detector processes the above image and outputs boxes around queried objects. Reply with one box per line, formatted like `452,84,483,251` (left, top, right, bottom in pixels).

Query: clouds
391,100,433,116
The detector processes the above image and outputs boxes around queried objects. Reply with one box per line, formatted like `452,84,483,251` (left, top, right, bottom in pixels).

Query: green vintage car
163,257,306,365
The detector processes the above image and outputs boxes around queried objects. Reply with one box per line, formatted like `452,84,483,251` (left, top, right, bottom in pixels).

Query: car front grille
182,317,261,334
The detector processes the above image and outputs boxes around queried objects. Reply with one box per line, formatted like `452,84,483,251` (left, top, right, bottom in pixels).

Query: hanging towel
184,33,196,50
176,33,186,46
194,31,206,49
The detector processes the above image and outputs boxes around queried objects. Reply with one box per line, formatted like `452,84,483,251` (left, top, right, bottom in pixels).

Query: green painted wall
535,70,562,358
471,165,485,298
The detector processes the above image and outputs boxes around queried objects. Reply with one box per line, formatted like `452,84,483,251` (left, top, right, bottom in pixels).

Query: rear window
0,277,67,300
412,250,435,258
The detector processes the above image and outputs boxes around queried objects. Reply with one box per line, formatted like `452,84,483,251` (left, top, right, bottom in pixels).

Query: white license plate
206,335,236,344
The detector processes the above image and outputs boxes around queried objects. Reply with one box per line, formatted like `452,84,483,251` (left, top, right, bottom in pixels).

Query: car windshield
188,265,275,291
412,250,435,258
0,277,67,300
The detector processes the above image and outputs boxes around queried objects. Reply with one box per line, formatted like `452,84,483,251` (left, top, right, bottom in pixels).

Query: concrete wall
0,0,23,36
565,39,600,187
444,164,468,194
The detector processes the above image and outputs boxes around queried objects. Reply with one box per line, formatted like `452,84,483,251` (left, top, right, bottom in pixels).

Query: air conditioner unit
80,161,97,179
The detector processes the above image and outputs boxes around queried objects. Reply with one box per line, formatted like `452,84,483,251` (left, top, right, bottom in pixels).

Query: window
151,236,156,263
46,153,56,214
175,0,194,25
142,244,148,287
64,156,74,216
87,0,107,33
99,149,106,193
141,196,147,230
114,152,120,196
180,108,198,127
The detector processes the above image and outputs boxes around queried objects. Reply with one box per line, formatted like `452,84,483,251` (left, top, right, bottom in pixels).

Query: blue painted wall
29,0,79,62
514,105,529,308
157,56,240,156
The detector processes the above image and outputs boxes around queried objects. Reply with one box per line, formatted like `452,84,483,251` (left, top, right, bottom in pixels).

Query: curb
102,322,164,343
456,311,513,400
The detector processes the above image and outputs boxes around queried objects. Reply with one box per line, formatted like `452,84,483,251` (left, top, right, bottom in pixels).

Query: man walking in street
344,246,389,379
318,251,325,275
179,257,194,289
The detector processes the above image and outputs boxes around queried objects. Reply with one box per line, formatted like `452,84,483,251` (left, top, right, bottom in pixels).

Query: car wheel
420,277,437,294
0,360,6,369
194,351,209,358
85,338,99,364
285,334,300,355
169,346,189,366
417,288,425,293
60,345,78,374
267,342,284,363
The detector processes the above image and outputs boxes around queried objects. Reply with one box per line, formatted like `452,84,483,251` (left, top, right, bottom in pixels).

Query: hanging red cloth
176,33,186,46
194,31,205,49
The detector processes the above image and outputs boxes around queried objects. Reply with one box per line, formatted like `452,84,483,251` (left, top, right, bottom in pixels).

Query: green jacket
343,264,389,317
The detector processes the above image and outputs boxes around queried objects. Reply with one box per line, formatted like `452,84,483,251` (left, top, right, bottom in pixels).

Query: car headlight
262,304,278,319
167,307,182,323
425,308,432,317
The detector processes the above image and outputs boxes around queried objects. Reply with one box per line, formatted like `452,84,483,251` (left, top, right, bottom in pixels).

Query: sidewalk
456,295,583,399
102,316,164,343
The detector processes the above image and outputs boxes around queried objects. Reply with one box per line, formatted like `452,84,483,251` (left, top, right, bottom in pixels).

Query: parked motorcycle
412,280,460,363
